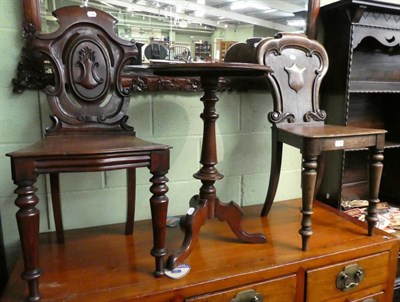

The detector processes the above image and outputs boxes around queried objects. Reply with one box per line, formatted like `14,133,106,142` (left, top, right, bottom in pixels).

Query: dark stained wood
6,6,171,301
22,0,41,31
317,0,400,208
153,63,270,269
315,5,400,295
1,200,398,301
254,33,386,252
0,215,8,295
306,0,320,39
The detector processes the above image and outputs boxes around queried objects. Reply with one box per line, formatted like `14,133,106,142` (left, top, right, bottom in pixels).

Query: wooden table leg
167,75,266,269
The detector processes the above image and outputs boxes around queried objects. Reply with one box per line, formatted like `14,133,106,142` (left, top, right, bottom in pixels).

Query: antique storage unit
217,40,237,62
316,0,400,298
1,200,398,301
317,0,400,206
194,41,212,60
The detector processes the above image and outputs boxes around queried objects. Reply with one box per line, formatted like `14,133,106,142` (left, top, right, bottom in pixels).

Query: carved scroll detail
268,111,296,124
304,109,327,122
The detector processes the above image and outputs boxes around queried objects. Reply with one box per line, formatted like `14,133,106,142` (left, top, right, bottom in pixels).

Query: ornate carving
304,109,327,122
69,41,109,102
352,25,400,50
131,76,200,92
284,63,306,92
268,111,296,124
129,75,235,93
257,33,329,126
12,22,54,93
75,47,104,89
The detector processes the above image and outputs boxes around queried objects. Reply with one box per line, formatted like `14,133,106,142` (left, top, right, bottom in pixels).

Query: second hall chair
7,6,170,300
256,33,386,251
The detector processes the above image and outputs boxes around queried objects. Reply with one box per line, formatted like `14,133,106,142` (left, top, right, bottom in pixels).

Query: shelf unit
317,0,400,207
316,1,400,299
217,40,237,62
194,41,212,61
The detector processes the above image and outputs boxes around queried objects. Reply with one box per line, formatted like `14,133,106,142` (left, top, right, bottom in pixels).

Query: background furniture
194,41,212,61
1,199,398,301
168,45,191,62
317,0,400,207
144,43,168,60
6,6,170,301
256,32,386,251
315,1,400,298
216,40,237,62
153,63,270,269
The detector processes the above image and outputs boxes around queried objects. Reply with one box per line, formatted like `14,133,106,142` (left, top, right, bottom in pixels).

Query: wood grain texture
2,199,398,301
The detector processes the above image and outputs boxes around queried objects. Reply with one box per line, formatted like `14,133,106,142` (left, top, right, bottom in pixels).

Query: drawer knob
336,264,364,291
230,289,264,302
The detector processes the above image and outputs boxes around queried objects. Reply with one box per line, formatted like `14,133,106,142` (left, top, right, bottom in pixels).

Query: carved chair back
169,45,191,61
256,33,329,126
33,6,138,135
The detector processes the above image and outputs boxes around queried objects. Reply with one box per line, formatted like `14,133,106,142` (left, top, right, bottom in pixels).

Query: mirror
16,0,314,92
38,0,308,63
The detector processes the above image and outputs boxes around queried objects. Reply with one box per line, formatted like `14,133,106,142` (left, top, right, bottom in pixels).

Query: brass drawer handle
336,264,364,291
230,289,264,302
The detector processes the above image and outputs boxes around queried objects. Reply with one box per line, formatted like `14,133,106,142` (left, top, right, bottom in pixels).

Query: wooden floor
1,199,398,301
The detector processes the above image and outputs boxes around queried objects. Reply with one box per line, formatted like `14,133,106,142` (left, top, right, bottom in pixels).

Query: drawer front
307,252,390,302
351,291,385,302
185,274,296,302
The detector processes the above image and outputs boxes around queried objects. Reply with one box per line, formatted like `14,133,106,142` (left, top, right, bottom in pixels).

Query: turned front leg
14,179,42,301
149,150,169,277
366,147,384,236
299,155,318,251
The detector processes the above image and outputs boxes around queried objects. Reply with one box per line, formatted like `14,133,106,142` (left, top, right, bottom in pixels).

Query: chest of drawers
1,199,398,301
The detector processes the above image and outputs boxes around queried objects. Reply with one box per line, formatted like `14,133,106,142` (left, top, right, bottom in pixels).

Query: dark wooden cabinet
316,1,400,300
317,0,400,207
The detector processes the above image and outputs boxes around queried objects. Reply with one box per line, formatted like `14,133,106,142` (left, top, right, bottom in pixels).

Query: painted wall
0,1,302,284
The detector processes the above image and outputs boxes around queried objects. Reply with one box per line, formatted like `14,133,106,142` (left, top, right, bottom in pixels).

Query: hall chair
255,33,386,251
7,6,170,300
169,45,191,62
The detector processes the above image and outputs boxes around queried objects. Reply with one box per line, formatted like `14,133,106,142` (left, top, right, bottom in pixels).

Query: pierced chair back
33,6,138,134
256,33,328,126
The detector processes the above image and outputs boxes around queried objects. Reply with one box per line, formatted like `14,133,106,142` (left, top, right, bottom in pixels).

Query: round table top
151,62,271,78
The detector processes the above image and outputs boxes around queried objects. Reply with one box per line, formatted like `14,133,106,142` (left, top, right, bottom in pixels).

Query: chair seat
7,134,169,158
278,124,386,138
277,124,386,152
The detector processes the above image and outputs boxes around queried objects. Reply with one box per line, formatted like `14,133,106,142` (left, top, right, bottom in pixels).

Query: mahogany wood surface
2,199,398,301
